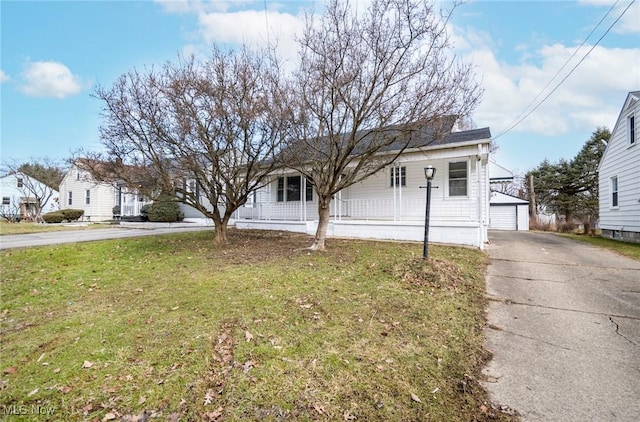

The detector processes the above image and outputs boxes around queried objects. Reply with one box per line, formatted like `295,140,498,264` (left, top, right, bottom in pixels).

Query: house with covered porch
234,127,492,249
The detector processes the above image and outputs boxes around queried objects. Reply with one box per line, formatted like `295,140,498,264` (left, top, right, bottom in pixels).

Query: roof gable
597,90,640,171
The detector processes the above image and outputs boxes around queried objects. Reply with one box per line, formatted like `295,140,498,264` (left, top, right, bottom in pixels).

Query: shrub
43,211,65,224
140,204,151,220
112,205,121,216
147,200,183,222
61,209,85,221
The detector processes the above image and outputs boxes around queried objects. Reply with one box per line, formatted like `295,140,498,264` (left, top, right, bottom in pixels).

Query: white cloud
198,9,305,64
0,70,9,83
19,61,84,98
579,0,640,33
458,39,640,138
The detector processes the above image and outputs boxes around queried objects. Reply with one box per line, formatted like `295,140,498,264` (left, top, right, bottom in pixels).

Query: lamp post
422,166,436,260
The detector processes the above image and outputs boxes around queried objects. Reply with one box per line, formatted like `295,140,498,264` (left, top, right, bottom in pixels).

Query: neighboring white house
59,160,151,221
597,90,640,243
234,127,493,249
0,172,59,221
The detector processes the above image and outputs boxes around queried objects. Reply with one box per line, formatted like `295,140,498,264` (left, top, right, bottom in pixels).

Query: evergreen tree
529,127,609,232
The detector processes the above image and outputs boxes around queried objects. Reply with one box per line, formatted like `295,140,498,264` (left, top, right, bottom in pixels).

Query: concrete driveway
483,231,640,421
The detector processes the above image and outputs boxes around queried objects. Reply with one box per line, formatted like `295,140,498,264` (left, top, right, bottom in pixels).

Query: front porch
233,197,487,249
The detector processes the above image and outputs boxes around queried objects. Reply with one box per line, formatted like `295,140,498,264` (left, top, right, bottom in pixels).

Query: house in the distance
597,90,640,243
235,125,493,249
59,159,151,221
0,172,59,221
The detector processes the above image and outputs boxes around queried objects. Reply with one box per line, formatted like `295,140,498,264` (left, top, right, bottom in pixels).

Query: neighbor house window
2,197,10,205
68,191,73,206
448,161,468,197
611,176,618,207
629,115,636,145
17,178,23,188
85,190,91,205
390,166,406,187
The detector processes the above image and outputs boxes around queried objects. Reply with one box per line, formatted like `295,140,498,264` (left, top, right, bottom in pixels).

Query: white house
597,90,640,243
0,172,59,221
234,127,493,249
59,160,151,221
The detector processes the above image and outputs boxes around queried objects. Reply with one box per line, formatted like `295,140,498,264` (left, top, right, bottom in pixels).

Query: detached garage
490,191,529,231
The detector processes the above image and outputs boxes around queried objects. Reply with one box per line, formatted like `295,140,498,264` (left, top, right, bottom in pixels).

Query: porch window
68,191,73,206
85,189,91,205
286,176,301,201
448,161,468,197
611,176,618,208
2,197,10,205
17,178,23,188
277,176,313,202
629,115,636,145
390,166,406,187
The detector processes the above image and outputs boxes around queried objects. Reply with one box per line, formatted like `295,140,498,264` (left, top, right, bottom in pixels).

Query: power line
493,0,636,140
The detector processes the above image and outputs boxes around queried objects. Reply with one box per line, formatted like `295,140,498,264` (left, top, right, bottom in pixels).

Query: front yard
0,230,514,421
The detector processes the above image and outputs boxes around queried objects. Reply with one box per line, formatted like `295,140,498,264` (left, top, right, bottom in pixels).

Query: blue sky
1,0,639,176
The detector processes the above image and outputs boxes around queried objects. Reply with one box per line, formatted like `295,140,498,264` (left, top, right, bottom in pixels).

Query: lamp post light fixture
422,166,436,260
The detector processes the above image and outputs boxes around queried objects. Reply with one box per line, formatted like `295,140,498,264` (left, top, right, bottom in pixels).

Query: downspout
476,144,483,248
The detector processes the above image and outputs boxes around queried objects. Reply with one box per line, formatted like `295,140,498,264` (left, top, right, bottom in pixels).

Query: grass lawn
0,221,115,236
558,233,640,261
0,230,514,421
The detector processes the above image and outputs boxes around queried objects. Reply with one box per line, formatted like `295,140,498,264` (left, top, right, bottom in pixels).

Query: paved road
483,231,640,421
0,224,213,250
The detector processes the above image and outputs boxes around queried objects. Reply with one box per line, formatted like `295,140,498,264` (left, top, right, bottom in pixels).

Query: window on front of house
17,178,23,188
448,161,468,197
276,176,313,202
611,176,618,207
85,190,91,205
68,191,73,206
2,197,10,205
390,166,406,187
629,115,636,146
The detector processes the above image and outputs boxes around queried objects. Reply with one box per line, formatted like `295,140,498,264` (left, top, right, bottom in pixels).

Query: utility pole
528,173,537,226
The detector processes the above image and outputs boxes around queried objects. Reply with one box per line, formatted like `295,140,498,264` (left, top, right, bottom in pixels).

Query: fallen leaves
82,360,94,369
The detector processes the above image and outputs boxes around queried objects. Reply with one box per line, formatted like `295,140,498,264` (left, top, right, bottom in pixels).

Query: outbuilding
489,191,529,231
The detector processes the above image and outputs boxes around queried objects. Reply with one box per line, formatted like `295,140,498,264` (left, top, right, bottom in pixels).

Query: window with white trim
68,191,73,205
390,166,406,187
2,197,10,205
629,114,636,146
276,176,313,202
85,189,91,205
611,176,618,208
17,178,23,188
448,161,468,197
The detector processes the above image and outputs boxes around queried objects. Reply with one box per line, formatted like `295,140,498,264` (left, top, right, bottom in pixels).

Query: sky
1,0,639,177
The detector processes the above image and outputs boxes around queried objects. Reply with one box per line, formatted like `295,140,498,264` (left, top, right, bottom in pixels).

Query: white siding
598,93,640,233
59,164,117,221
238,141,493,249
0,173,59,218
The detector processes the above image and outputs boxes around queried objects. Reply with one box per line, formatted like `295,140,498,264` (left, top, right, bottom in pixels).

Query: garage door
490,205,517,230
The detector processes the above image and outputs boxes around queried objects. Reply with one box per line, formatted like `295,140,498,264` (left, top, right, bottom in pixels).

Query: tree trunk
311,198,331,251
211,213,229,245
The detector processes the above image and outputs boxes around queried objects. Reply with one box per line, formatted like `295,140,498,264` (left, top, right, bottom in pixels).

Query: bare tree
92,46,290,244
283,0,482,250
